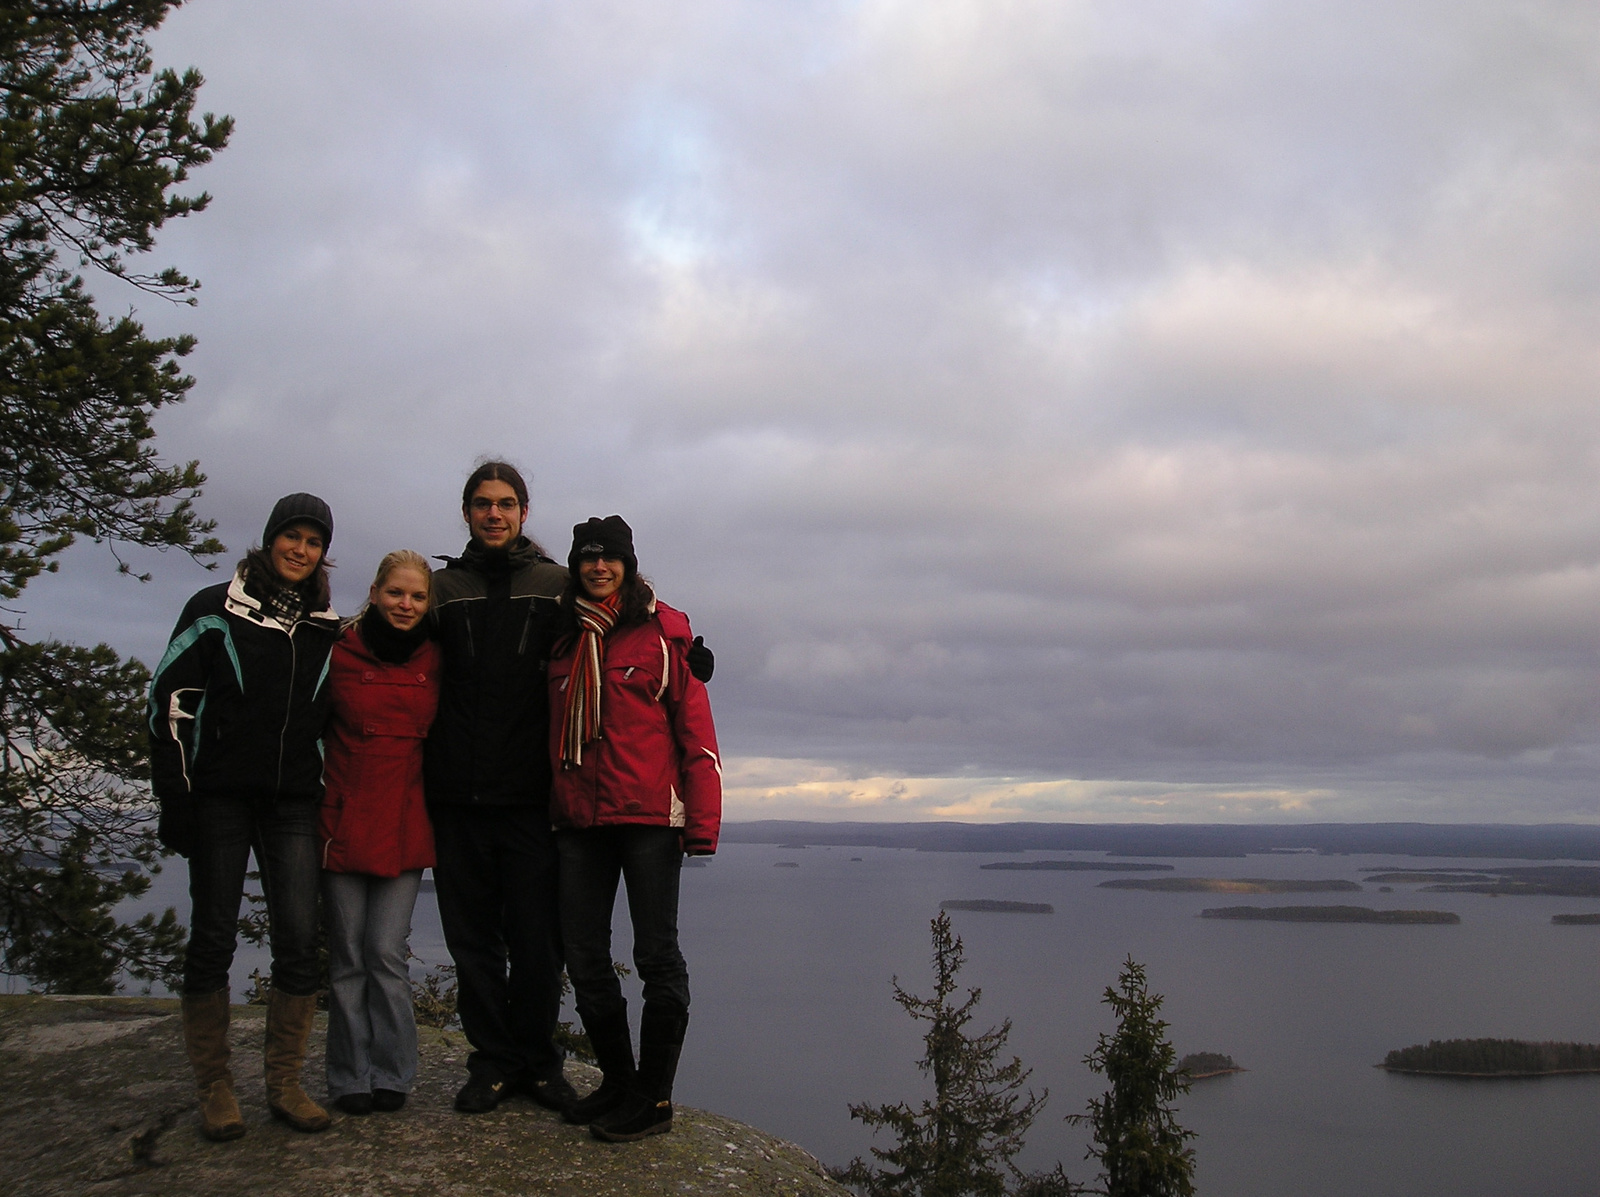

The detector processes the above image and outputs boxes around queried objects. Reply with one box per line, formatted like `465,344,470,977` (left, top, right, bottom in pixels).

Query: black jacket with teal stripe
147,567,341,804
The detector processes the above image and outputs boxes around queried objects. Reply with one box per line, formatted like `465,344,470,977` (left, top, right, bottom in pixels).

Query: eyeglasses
469,498,522,514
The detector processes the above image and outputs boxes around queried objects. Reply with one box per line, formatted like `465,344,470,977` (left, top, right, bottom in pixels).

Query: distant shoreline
719,821,1600,861
1102,877,1360,893
1201,905,1459,924
1381,1038,1600,1076
1382,1067,1600,1078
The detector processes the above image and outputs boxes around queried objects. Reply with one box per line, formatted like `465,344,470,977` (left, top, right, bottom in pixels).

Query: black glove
687,635,714,683
157,793,197,859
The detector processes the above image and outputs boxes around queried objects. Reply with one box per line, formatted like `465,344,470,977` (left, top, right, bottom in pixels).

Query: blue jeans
323,869,423,1098
557,825,689,1031
183,794,320,996
430,804,565,1085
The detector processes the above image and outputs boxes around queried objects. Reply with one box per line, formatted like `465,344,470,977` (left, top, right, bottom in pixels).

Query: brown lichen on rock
0,994,849,1197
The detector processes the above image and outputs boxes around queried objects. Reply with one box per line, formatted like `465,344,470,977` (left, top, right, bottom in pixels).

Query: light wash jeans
323,869,423,1098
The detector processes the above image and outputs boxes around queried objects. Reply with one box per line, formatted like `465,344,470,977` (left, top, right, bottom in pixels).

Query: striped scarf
560,591,623,768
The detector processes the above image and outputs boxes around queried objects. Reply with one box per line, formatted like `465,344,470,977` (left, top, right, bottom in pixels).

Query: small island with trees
1201,905,1459,923
1179,1052,1242,1079
1381,1039,1600,1076
1101,877,1361,893
940,900,1055,914
981,860,1175,872
1552,913,1600,924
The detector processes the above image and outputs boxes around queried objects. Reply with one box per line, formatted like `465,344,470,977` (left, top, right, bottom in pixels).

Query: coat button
364,671,375,681
417,673,427,682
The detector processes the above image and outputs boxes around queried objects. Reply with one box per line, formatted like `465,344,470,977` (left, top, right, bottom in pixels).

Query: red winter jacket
320,624,440,876
547,602,722,854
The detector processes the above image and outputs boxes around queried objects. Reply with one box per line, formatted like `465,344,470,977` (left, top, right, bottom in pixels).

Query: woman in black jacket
148,494,341,1141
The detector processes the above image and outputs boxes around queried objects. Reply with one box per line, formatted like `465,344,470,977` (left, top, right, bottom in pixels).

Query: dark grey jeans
556,825,689,1032
183,794,321,996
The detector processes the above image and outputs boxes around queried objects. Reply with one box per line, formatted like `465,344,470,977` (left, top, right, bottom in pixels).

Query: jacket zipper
277,622,298,791
516,605,532,655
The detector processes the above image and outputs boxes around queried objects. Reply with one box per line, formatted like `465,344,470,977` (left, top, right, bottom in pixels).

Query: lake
129,840,1600,1195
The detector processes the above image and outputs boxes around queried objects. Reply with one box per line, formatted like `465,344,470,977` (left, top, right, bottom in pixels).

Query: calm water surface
134,843,1600,1195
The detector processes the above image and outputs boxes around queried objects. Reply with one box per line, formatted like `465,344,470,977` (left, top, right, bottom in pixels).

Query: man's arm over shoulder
511,559,568,600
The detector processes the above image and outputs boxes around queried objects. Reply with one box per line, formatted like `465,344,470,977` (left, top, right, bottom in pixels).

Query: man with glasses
426,462,715,1114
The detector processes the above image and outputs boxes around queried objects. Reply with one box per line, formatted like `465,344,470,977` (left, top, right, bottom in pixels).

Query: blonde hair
371,549,432,595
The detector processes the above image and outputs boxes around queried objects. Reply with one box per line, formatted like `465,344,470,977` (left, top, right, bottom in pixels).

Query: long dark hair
242,546,334,612
558,571,655,639
461,459,528,509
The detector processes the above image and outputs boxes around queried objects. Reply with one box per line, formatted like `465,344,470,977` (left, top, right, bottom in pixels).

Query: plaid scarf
262,582,304,629
560,591,623,768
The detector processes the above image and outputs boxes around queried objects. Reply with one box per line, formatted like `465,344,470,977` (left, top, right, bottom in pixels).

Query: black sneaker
528,1074,578,1111
334,1092,374,1116
454,1075,509,1113
371,1089,407,1113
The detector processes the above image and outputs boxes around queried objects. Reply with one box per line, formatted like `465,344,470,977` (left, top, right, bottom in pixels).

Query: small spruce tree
835,912,1063,1197
1071,958,1196,1197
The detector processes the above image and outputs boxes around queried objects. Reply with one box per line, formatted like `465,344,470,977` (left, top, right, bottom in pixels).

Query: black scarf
359,603,429,664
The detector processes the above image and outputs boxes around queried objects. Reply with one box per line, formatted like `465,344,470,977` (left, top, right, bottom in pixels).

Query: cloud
48,0,1600,822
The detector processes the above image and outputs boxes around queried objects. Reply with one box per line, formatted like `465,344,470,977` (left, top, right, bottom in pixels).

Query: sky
34,0,1600,824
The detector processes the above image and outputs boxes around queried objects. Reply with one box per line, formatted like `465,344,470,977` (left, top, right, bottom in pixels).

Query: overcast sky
36,0,1600,823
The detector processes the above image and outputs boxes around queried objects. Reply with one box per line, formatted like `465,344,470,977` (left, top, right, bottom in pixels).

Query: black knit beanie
568,515,636,577
263,493,334,548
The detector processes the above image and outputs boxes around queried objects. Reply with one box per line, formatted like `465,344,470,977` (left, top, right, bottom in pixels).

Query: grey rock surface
0,994,850,1196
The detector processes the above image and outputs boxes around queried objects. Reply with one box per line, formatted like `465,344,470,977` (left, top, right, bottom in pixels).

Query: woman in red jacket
548,516,721,1142
320,550,440,1115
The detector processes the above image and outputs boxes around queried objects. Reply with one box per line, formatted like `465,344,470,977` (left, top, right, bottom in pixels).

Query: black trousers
429,804,565,1084
557,824,689,1031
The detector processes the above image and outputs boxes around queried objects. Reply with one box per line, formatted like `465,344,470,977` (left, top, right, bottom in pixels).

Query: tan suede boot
180,989,246,1141
264,990,331,1132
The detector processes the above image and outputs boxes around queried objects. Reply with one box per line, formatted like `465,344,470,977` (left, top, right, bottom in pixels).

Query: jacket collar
446,535,547,576
224,565,338,633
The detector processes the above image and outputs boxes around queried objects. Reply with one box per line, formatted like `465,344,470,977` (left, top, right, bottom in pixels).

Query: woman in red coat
320,550,440,1115
548,516,721,1142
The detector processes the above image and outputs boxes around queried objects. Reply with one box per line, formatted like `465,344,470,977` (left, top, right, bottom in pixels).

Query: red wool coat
547,602,722,854
319,624,440,876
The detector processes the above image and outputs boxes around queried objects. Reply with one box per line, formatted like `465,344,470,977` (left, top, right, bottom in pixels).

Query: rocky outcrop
0,994,849,1197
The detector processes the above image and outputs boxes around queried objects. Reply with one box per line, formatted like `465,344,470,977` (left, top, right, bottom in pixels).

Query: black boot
591,1009,686,1143
564,1015,636,1125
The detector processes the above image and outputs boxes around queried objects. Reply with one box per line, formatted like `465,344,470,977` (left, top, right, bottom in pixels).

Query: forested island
1363,865,1600,897
1381,1039,1600,1076
1201,905,1459,923
1178,1052,1242,1079
940,899,1055,914
1100,877,1360,893
1551,913,1600,924
980,860,1175,872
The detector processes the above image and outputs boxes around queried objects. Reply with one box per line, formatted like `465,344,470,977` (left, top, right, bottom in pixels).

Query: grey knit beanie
263,492,334,548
